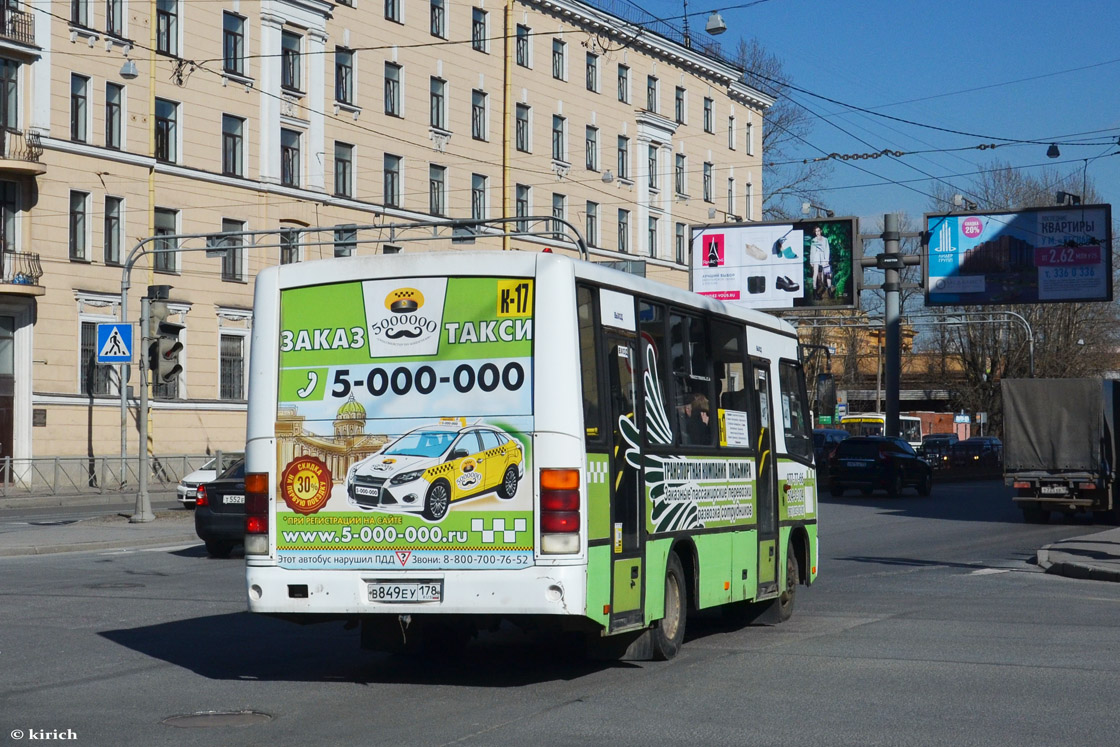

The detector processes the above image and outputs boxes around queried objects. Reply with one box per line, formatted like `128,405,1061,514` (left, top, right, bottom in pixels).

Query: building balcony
0,6,35,48
0,128,44,175
0,250,44,296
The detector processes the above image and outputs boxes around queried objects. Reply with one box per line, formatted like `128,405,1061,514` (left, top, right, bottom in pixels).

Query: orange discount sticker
281,456,332,515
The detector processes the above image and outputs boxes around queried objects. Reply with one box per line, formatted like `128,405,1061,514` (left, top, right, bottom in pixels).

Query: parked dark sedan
194,458,246,558
813,428,849,475
829,436,933,497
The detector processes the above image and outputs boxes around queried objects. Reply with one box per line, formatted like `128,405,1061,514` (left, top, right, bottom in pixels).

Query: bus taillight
540,469,580,555
244,472,270,555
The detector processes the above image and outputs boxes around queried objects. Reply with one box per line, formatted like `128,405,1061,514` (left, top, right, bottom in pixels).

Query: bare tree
736,38,832,220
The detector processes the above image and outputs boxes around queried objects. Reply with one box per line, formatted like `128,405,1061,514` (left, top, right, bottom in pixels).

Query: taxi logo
369,287,438,344
456,458,482,490
363,278,447,358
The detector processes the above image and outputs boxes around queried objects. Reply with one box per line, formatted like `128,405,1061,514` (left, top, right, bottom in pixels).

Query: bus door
752,360,780,597
605,331,644,631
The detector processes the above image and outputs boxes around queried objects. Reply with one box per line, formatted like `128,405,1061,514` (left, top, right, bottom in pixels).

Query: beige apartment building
0,0,772,462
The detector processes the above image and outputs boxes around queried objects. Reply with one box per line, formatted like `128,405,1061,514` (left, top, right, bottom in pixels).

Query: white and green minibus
243,251,818,659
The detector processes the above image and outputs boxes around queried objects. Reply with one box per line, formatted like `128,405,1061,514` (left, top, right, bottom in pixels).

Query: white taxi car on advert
346,422,524,521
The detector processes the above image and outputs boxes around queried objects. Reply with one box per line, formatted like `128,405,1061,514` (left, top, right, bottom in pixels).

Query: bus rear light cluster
244,472,270,556
540,469,580,555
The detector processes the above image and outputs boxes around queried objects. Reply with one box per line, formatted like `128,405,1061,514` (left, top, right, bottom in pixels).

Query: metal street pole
131,295,154,522
883,213,901,438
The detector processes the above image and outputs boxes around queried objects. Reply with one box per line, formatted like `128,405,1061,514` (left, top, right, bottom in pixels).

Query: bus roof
260,250,797,338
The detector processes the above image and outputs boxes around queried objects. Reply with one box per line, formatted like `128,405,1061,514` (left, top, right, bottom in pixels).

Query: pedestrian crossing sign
96,323,133,363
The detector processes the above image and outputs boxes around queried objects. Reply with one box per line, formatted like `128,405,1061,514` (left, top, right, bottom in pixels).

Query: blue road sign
96,323,133,363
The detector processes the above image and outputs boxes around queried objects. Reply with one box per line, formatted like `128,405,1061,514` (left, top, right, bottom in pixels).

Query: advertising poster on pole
924,204,1113,306
690,218,859,311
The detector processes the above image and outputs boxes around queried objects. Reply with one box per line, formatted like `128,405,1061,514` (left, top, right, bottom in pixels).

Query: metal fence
0,454,232,497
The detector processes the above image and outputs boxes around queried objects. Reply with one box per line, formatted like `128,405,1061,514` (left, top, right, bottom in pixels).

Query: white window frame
68,190,90,261
216,309,252,401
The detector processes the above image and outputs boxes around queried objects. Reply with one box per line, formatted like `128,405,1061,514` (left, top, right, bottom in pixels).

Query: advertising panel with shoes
690,218,857,311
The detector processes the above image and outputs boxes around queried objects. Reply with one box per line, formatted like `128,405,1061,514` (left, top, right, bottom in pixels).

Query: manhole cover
162,711,273,729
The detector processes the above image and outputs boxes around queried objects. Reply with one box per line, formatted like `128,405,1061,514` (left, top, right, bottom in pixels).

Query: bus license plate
1041,485,1069,495
224,494,245,504
368,581,442,603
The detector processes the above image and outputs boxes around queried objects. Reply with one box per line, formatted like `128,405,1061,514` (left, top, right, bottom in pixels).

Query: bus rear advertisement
244,252,818,659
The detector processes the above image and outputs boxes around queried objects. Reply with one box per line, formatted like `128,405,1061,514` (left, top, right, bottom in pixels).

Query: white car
177,453,243,506
346,423,524,521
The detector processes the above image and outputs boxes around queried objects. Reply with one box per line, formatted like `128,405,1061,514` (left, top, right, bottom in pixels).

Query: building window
430,0,447,38
384,62,401,116
80,321,113,397
221,218,245,282
703,97,713,133
334,142,353,198
746,121,754,156
219,334,245,400
515,103,530,152
551,192,565,236
617,135,629,180
515,25,530,67
585,201,598,247
646,75,657,112
156,0,177,56
471,89,487,141
69,191,88,260
105,82,122,149
280,128,300,187
335,48,354,105
647,145,657,192
0,181,14,252
106,0,123,37
154,98,177,163
71,0,89,27
585,126,598,171
728,115,736,150
223,13,245,76
746,182,754,221
281,30,301,92
703,162,712,202
70,75,88,143
280,226,301,264
334,225,357,257
384,154,401,208
675,222,686,264
727,178,735,215
429,164,446,216
586,53,598,92
222,115,244,177
471,173,487,220
552,115,566,162
0,60,18,130
472,8,488,52
675,153,686,194
429,77,446,130
385,0,400,23
153,207,177,273
552,39,566,80
104,196,122,265
617,209,629,253
675,86,685,124
515,184,529,232
648,216,658,257
617,64,629,103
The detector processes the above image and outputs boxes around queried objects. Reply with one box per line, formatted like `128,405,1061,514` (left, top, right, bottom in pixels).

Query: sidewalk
0,492,200,557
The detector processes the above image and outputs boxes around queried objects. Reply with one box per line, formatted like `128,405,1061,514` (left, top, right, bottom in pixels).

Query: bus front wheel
776,538,798,622
651,552,687,661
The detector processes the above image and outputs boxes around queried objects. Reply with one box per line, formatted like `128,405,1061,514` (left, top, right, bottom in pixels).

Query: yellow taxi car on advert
346,421,524,521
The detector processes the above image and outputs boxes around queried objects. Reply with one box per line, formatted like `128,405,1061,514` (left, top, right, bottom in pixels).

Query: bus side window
778,360,812,460
670,312,714,446
638,300,672,443
712,320,751,448
577,286,604,444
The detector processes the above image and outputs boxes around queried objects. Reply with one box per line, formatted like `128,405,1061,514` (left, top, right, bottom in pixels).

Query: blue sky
634,0,1120,225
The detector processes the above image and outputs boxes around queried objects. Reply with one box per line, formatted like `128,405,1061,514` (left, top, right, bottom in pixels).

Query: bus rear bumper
246,564,588,618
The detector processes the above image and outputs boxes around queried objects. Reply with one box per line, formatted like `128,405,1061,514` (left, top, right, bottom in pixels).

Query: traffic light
147,300,184,386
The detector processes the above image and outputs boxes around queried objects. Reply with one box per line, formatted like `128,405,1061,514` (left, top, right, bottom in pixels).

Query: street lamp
801,201,834,218
1056,190,1081,206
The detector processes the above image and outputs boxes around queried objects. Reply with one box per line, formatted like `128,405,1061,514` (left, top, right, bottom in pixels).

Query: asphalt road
2,480,1118,746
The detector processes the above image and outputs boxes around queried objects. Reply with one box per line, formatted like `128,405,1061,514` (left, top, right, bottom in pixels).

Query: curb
0,533,201,558
1036,548,1120,583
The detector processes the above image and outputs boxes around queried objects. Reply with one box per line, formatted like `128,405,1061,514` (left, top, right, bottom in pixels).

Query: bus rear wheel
651,552,687,661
